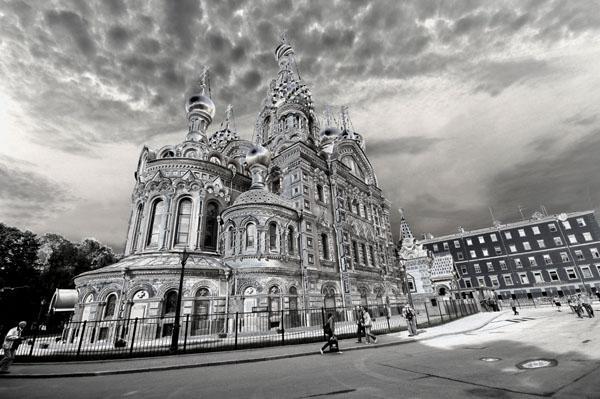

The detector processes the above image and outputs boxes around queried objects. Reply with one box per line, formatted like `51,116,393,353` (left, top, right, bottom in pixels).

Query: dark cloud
44,10,97,57
102,0,127,16
106,25,132,50
366,136,439,158
240,70,262,90
470,59,552,96
162,0,203,51
135,38,161,54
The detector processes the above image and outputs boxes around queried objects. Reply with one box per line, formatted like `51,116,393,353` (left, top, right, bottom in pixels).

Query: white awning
49,289,78,312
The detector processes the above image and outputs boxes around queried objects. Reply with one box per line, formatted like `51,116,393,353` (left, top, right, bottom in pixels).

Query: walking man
355,306,365,343
320,313,341,355
581,294,595,318
509,298,519,315
402,303,418,337
553,295,562,312
362,309,377,344
1,321,26,374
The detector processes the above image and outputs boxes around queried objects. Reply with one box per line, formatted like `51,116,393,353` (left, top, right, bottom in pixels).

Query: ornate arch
78,286,98,302
237,279,263,296
126,283,156,300
189,280,219,297
156,282,181,298
98,284,123,301
321,282,338,295
264,277,287,292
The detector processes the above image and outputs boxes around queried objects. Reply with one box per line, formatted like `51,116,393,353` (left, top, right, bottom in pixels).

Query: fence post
457,300,464,318
183,314,189,353
424,302,431,326
129,318,138,357
76,321,87,360
321,307,326,340
234,312,239,350
281,308,285,346
438,301,444,324
28,327,39,357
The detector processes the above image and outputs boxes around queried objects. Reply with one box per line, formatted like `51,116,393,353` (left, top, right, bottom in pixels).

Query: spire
185,66,215,142
399,208,414,242
323,104,336,128
224,103,233,130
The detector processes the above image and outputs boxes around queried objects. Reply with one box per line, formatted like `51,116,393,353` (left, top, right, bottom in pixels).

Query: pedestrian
355,306,365,343
509,298,519,315
572,295,584,318
362,309,377,344
596,291,600,302
581,294,595,318
1,321,27,374
320,313,341,355
553,295,562,312
402,303,418,336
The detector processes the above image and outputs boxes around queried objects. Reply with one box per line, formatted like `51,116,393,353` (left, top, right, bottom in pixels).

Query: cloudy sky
1,0,600,251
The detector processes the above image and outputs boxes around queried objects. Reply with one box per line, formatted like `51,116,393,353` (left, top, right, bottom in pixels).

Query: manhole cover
480,357,501,362
516,359,558,369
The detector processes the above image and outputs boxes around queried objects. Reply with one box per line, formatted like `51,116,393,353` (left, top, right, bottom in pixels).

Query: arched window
227,226,234,250
353,241,359,263
203,202,219,250
321,233,329,260
287,227,294,255
147,199,164,247
361,243,368,265
359,288,368,307
352,200,358,214
375,290,384,316
104,293,118,319
246,223,256,249
131,204,143,252
209,156,221,165
269,222,278,251
268,286,280,313
185,149,199,158
289,286,298,310
162,150,174,158
323,287,336,310
370,246,376,266
164,290,178,315
316,185,324,202
174,198,192,246
194,288,210,321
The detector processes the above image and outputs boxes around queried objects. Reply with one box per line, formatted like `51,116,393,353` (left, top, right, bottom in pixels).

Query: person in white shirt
1,321,26,374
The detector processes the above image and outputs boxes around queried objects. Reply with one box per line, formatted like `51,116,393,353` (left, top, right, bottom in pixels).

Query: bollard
183,314,189,353
281,308,285,346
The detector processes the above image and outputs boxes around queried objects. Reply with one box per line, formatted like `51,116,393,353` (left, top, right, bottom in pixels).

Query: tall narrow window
316,185,324,202
227,226,234,250
370,246,376,266
131,204,143,252
147,199,164,247
269,222,278,250
353,241,359,263
321,233,329,259
175,199,192,245
164,291,178,315
246,223,256,249
203,202,219,250
104,294,117,319
361,243,368,265
287,227,294,254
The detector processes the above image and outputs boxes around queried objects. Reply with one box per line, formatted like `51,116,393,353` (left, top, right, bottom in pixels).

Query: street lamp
170,248,191,353
400,259,413,308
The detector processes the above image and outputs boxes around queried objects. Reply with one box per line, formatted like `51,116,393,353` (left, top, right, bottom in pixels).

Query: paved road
1,308,598,398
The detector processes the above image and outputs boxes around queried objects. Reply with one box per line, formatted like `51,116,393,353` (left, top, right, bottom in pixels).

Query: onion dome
275,42,294,62
245,144,271,168
209,128,239,151
320,126,342,143
185,94,216,119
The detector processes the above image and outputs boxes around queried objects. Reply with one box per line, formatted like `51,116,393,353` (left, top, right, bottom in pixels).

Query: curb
2,312,504,378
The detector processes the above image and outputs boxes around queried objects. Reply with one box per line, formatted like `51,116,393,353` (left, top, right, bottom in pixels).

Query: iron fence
13,299,479,362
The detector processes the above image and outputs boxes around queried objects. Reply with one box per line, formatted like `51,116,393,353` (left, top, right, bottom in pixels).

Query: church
73,34,404,338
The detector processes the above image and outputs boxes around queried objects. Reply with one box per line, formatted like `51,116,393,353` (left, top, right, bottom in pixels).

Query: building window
566,268,577,279
495,246,502,255
490,276,500,287
361,244,368,265
487,262,494,272
307,237,313,248
529,257,537,266
464,279,472,288
454,240,460,248
433,244,438,251
461,265,468,274
514,258,522,268
474,264,481,273
490,233,498,242
577,218,586,227
523,242,531,250
321,234,329,259
443,242,449,250
554,237,563,246
287,227,295,255
147,199,164,247
174,199,192,246
353,241,359,263
478,236,485,244
518,229,526,237
303,185,309,194
306,222,312,231
580,266,592,278
227,226,234,250
532,226,541,235
563,221,571,229
533,272,543,283
477,277,485,286
519,273,529,284
164,290,178,315
548,270,559,281
466,238,473,246
509,244,517,253
575,250,584,260
470,250,476,258
246,223,256,248
369,246,376,266
548,223,557,232
457,252,464,260
583,232,592,241
316,185,324,202
505,231,512,239
560,252,569,262
204,202,219,250
591,248,600,259
131,204,144,252
269,222,278,250
308,254,314,264
482,249,489,257
104,294,118,319
500,260,507,270
503,275,514,286
544,254,552,265
304,199,310,210
537,239,545,248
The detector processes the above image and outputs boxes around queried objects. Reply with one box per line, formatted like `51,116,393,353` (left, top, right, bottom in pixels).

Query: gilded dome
186,94,216,118
245,144,271,168
320,126,342,143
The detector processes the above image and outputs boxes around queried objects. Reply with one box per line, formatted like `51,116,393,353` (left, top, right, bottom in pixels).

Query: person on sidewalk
572,295,584,318
355,306,365,343
362,309,377,344
580,294,595,318
509,298,519,315
553,296,562,312
1,321,26,374
320,313,342,355
402,304,418,336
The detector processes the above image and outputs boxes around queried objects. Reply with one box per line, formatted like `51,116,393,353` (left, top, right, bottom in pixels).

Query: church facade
73,36,404,338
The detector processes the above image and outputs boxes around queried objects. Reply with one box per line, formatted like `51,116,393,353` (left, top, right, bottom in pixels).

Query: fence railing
13,299,479,362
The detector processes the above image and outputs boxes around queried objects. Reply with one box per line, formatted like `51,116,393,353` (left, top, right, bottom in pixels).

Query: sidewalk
2,311,504,378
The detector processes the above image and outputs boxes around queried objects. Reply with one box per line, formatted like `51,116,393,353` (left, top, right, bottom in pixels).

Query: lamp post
400,259,413,308
170,248,190,353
